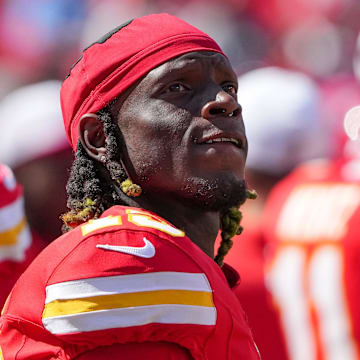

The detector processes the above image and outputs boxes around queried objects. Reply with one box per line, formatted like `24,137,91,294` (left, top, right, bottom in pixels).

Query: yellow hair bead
246,189,258,200
84,198,97,207
120,178,142,197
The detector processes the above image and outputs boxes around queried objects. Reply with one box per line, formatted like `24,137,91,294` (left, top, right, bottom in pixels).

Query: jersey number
81,209,184,237
266,184,360,360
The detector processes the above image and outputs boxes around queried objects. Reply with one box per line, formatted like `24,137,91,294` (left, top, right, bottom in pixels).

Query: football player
0,163,41,308
0,13,259,359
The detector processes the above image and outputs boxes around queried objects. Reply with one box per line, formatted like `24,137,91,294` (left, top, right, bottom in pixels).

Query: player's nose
201,90,241,119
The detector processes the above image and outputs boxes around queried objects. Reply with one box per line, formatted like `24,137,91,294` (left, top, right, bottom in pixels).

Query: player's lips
194,131,246,150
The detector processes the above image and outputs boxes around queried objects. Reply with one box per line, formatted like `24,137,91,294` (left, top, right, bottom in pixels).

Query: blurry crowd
1,0,360,94
1,1,360,359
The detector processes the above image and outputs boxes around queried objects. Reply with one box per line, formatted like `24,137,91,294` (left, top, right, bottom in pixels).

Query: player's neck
122,193,220,258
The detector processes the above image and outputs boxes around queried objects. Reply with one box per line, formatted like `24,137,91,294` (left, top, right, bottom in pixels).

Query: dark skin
79,51,247,258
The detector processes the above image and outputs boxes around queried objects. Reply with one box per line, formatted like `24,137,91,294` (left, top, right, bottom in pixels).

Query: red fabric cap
61,13,226,150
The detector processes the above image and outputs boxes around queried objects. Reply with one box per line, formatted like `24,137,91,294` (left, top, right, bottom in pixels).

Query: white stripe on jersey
43,304,217,334
45,271,212,303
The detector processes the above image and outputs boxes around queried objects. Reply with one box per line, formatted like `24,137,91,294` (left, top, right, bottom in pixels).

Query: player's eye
164,83,189,93
222,83,237,95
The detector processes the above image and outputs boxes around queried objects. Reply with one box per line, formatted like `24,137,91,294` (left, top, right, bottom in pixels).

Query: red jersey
263,159,360,360
0,205,260,359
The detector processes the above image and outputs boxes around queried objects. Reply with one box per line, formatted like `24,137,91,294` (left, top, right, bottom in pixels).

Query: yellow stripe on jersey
43,289,213,318
81,216,122,236
127,213,185,237
42,272,217,334
0,346,3,360
0,218,26,245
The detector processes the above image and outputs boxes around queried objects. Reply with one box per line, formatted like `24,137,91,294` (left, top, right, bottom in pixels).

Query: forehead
144,51,237,83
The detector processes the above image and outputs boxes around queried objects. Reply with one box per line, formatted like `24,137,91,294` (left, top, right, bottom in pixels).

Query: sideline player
0,13,260,359
263,108,360,359
263,157,360,360
0,163,38,309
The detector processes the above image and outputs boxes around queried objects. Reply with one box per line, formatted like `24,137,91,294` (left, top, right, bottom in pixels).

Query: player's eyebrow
176,52,238,83
169,52,231,72
149,57,203,81
150,52,237,83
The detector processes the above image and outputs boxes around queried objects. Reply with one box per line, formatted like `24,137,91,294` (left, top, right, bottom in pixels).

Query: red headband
60,13,226,150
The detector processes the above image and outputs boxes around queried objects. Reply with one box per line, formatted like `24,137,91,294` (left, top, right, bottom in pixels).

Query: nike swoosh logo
96,237,155,258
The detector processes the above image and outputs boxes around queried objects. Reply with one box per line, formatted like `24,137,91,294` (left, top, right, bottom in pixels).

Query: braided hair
214,189,257,267
62,104,257,266
62,106,125,231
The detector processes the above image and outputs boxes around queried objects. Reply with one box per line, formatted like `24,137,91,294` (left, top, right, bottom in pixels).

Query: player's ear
78,113,106,162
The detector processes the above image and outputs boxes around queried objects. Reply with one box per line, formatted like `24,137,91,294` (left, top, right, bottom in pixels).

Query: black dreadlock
61,106,126,231
61,105,257,266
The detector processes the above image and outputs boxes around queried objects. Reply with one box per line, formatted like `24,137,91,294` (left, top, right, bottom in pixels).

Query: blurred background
0,0,359,96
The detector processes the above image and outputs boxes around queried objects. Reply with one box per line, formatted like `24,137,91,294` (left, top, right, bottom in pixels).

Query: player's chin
207,179,247,212
183,176,247,212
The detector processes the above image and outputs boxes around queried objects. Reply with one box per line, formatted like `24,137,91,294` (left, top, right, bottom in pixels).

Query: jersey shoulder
2,206,220,359
47,205,193,282
4,205,202,314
